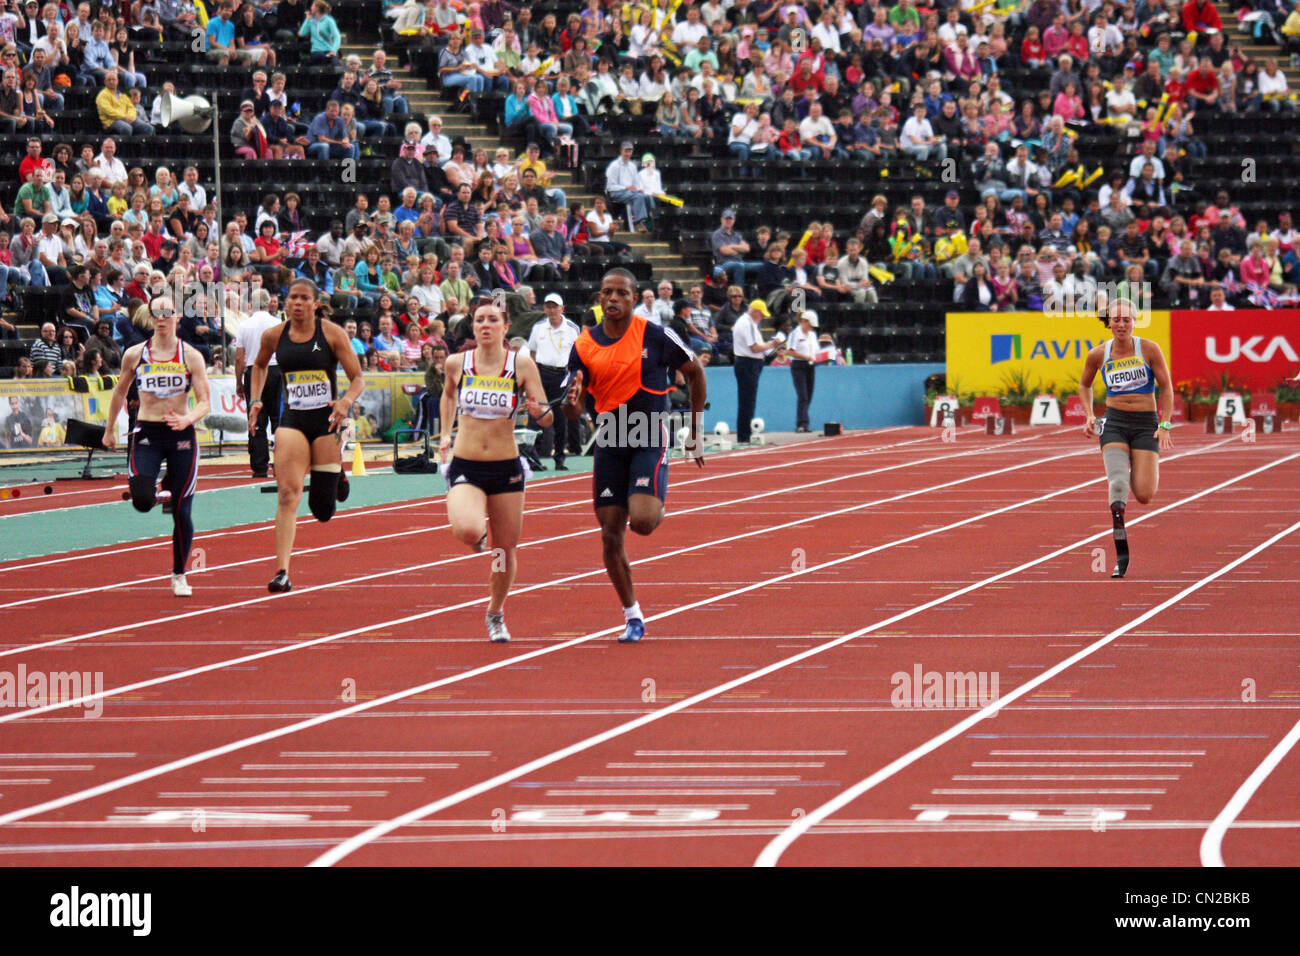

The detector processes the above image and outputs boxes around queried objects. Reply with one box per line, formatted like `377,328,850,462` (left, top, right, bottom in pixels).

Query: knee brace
1103,446,1131,507
308,466,340,522
128,475,156,512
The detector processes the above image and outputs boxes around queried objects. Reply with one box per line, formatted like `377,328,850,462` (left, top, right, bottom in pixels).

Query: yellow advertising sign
945,311,1172,396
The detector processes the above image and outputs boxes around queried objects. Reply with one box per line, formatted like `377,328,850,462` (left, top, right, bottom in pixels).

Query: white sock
623,603,643,622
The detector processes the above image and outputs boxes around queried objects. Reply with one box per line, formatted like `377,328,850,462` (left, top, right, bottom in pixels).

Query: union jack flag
285,231,311,257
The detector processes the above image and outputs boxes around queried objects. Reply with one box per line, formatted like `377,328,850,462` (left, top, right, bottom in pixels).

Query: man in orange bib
565,268,708,643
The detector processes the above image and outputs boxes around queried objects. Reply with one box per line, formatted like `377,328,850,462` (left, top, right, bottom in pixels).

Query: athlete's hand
438,434,453,466
1156,426,1173,451
164,411,191,431
1083,418,1096,438
683,435,705,468
102,429,117,451
328,398,351,432
563,371,583,408
525,396,546,420
247,405,260,435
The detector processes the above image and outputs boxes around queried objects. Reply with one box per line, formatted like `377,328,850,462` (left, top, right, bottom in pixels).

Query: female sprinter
1078,297,1174,578
438,299,552,643
102,296,212,596
248,279,365,592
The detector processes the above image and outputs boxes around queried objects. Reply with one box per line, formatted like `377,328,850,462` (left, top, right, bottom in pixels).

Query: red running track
0,426,1296,867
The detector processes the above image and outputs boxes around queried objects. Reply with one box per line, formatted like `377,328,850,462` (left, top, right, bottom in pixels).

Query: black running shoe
268,570,292,593
337,471,350,502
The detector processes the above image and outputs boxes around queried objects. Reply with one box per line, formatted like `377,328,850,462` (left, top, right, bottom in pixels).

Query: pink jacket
528,93,559,125
1239,253,1271,286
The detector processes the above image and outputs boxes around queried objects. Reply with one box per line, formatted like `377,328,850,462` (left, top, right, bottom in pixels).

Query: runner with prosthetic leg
1079,298,1175,578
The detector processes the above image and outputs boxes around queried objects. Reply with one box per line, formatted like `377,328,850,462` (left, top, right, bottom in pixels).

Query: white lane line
0,430,877,572
200,777,426,784
0,429,963,629
972,762,1194,767
754,513,1300,867
606,762,827,769
0,432,1079,716
635,751,847,756
0,753,134,759
931,788,1167,795
952,775,1181,781
0,433,905,606
282,751,489,757
990,750,1206,756
304,444,1287,867
1200,714,1300,867
0,438,1134,829
241,764,459,770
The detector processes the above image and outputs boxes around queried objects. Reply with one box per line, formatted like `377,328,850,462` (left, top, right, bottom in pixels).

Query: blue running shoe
618,618,645,644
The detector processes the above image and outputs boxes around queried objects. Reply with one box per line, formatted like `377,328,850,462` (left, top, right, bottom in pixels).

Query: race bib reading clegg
284,369,332,410
137,361,190,399
460,374,517,418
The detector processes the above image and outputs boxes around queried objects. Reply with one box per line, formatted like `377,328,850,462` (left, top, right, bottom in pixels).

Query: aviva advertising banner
946,311,1173,396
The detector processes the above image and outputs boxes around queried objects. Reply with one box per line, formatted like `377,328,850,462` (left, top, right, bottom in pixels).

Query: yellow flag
788,227,813,265
1080,166,1105,187
1053,168,1078,188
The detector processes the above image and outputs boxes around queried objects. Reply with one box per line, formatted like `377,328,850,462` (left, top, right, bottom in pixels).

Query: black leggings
128,421,199,575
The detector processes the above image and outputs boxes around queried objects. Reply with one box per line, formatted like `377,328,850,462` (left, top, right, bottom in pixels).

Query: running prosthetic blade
1111,503,1129,578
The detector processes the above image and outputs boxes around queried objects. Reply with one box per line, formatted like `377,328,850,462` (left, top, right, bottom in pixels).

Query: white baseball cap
801,309,819,327
544,293,564,306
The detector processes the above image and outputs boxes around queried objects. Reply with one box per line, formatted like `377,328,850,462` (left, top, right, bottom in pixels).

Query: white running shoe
171,574,192,597
486,612,511,643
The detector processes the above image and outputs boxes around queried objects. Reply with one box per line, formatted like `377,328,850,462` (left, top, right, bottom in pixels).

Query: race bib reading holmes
284,370,332,410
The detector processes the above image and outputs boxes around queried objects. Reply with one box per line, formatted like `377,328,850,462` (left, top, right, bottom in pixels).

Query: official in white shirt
526,292,581,468
234,289,283,477
786,309,819,432
732,299,780,444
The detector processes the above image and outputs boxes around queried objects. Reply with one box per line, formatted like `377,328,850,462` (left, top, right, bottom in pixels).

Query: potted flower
1177,378,1219,422
1276,377,1300,421
996,368,1038,424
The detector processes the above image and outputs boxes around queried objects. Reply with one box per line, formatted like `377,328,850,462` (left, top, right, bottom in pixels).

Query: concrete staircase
339,41,701,286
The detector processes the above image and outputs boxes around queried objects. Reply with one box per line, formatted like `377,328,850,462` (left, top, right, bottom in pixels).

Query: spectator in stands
443,182,485,255
26,320,59,368
392,142,428,195
97,69,153,136
236,2,278,68
86,316,121,370
1186,57,1220,112
835,237,877,304
301,0,342,66
712,208,760,287
369,49,408,114
232,99,274,159
438,30,486,97
15,164,50,219
604,141,652,233
306,100,359,160
465,27,508,92
35,212,66,284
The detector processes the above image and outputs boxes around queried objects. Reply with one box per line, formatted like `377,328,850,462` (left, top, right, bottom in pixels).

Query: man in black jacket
390,141,428,195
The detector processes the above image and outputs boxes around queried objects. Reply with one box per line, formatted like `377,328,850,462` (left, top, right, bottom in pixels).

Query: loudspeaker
823,422,842,437
160,92,215,134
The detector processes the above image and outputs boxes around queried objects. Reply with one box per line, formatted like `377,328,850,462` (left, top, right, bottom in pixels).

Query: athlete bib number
137,362,189,399
460,374,517,419
284,370,332,411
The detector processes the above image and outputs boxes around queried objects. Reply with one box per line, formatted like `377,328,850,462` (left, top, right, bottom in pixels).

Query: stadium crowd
3,0,1300,383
